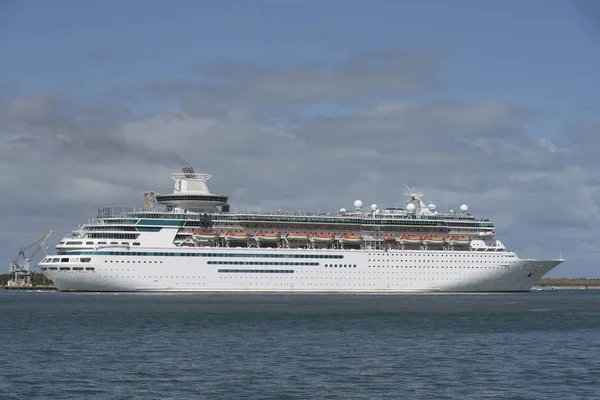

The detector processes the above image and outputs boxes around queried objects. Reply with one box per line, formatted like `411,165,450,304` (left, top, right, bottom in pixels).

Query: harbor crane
7,230,52,287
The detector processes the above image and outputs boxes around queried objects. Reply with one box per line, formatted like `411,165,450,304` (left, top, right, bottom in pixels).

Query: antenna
182,166,196,179
403,183,423,200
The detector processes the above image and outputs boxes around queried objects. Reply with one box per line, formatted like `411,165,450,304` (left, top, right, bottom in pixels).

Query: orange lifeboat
309,233,335,243
422,235,446,246
192,229,220,241
254,232,282,242
338,234,363,244
286,232,310,241
224,231,251,242
383,236,396,242
399,234,422,245
447,236,472,246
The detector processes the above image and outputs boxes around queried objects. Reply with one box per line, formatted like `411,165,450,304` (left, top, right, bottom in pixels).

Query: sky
1,0,599,277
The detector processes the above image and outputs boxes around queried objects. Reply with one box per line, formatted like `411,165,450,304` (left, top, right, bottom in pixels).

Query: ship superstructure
39,167,564,292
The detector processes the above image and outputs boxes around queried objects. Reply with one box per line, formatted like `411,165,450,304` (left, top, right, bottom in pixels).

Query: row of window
208,261,319,266
67,251,344,259
43,258,91,263
156,194,228,202
211,215,494,228
63,241,141,246
87,233,139,239
217,269,294,274
368,253,513,257
40,267,95,271
98,213,494,228
325,264,358,268
87,226,139,231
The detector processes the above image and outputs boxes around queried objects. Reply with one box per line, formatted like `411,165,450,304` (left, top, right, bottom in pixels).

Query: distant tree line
537,278,600,286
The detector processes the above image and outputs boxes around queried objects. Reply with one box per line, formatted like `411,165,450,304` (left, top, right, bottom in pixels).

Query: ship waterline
39,167,564,292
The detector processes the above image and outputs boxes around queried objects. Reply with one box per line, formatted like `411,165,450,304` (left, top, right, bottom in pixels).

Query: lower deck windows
218,269,294,274
209,261,317,266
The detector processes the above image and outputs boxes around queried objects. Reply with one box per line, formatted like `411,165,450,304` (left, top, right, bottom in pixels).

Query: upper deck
94,207,494,229
91,168,494,229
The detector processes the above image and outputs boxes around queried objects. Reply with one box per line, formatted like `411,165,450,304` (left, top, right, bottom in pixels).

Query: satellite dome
371,203,377,211
339,208,347,213
406,203,416,212
353,200,363,209
460,204,468,212
428,203,436,211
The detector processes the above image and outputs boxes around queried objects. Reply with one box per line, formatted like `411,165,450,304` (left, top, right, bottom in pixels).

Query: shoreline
3,279,599,292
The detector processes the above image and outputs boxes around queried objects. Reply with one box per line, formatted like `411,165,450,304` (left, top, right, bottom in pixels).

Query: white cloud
0,51,598,277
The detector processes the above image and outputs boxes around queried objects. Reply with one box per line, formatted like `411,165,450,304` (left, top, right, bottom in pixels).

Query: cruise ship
38,167,564,292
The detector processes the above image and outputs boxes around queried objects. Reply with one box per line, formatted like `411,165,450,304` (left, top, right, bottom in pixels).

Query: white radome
353,200,363,209
371,204,377,211
406,203,416,211
460,204,468,212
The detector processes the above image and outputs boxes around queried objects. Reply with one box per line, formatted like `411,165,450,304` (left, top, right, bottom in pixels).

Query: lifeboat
422,235,446,246
399,235,422,245
192,229,220,241
309,233,335,244
286,232,310,241
338,234,363,244
383,236,396,242
254,232,282,242
447,236,472,246
224,231,251,242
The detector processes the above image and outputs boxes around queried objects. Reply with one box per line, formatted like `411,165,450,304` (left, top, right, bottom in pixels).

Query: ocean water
1,291,599,399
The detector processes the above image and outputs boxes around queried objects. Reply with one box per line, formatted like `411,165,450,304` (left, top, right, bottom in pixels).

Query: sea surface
1,291,599,399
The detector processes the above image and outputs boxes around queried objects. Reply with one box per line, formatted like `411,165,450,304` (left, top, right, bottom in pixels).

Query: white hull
192,234,220,241
399,240,422,245
286,235,309,241
224,236,250,242
339,238,363,245
41,247,563,293
309,237,335,244
254,236,281,243
422,240,445,246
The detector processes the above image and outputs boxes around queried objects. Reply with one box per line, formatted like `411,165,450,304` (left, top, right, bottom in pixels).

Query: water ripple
1,291,599,399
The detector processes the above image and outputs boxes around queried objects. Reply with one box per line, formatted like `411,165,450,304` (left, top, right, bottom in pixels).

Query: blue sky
1,0,600,277
3,0,599,140
3,1,598,108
